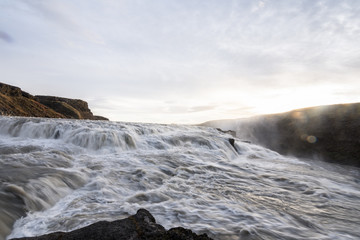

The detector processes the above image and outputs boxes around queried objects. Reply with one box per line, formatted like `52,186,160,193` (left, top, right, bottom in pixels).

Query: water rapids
0,116,359,240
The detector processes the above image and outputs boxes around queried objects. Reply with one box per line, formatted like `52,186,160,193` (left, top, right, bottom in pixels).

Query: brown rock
35,96,92,119
0,82,108,121
0,83,64,118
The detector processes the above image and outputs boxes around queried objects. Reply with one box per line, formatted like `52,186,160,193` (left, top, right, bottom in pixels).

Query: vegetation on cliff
0,82,108,120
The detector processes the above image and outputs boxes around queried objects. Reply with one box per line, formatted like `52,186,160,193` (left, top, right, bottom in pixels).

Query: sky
1,0,360,124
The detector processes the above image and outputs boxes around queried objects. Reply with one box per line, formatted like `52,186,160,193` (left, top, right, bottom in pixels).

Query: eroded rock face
35,96,96,120
0,83,26,97
203,103,360,167
245,104,360,167
0,82,108,120
10,209,212,240
0,83,64,118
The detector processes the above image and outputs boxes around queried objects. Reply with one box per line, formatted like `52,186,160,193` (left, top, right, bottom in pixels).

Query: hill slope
0,82,108,120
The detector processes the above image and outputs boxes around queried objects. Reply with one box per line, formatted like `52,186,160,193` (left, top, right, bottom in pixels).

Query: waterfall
1,116,359,240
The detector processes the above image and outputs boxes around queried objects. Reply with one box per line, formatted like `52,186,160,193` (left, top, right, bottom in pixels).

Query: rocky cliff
203,103,360,167
35,96,108,120
0,82,108,120
10,209,212,240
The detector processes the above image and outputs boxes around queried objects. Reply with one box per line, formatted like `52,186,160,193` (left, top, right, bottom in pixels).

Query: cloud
1,0,360,123
0,31,13,43
20,0,79,31
188,105,217,113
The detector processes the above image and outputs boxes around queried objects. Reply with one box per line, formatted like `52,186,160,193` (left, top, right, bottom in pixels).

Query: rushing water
0,116,359,240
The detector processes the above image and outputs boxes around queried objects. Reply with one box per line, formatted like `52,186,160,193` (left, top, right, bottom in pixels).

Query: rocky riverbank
203,103,360,167
10,209,212,240
0,82,108,120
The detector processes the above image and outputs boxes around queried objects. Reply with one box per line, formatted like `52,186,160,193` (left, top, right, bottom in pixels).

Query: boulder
10,209,212,240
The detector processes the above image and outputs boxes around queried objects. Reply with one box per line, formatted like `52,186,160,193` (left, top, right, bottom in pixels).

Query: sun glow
240,84,355,116
198,83,359,122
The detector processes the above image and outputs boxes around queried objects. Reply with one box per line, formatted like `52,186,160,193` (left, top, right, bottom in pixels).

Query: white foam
0,116,359,240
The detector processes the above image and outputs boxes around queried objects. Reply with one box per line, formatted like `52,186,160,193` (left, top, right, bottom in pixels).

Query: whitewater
0,117,359,240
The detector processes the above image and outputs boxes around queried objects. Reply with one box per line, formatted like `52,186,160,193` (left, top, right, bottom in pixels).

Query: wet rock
228,138,235,147
216,128,236,137
10,209,213,240
166,227,212,240
228,138,237,152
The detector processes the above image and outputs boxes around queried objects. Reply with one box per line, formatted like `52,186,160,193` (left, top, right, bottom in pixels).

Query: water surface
0,117,359,240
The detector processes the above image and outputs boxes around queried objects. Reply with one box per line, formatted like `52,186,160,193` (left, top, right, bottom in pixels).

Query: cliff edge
203,103,360,167
0,82,108,120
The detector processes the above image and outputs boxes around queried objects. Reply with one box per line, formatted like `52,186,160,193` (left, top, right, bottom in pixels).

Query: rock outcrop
203,103,360,167
10,209,212,240
35,96,108,120
0,82,108,120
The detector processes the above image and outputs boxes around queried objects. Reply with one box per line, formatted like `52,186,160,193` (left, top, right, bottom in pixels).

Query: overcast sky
1,0,359,123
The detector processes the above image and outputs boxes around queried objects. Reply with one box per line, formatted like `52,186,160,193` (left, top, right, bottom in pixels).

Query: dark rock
166,227,212,240
0,82,108,121
10,209,213,240
228,138,238,153
216,128,236,137
93,115,109,121
228,138,235,147
204,103,360,167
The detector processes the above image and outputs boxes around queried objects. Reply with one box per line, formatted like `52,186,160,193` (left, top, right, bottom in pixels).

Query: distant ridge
202,103,360,167
0,82,108,120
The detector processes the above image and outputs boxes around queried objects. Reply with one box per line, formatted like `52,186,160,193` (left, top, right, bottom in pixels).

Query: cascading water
0,116,359,240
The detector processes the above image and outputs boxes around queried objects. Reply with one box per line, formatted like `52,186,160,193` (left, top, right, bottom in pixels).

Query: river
0,116,359,240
